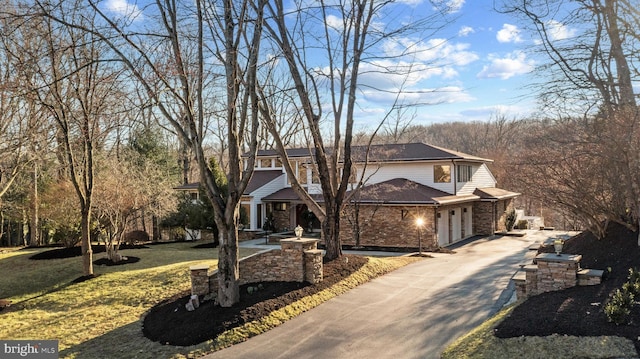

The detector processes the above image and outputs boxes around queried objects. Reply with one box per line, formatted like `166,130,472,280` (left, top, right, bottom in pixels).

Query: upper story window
434,165,451,183
260,158,272,168
287,160,308,185
457,165,472,182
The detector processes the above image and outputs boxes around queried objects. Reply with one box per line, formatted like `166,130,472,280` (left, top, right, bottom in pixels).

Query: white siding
246,173,286,230
471,163,496,189
357,161,456,194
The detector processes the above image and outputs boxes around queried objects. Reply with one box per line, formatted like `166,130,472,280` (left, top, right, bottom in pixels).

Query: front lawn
0,242,418,358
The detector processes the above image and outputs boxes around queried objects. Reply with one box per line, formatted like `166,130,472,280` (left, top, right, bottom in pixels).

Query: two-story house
237,142,518,249
177,142,518,249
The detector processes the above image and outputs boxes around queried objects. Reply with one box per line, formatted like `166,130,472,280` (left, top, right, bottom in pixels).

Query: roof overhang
432,194,481,205
474,187,520,201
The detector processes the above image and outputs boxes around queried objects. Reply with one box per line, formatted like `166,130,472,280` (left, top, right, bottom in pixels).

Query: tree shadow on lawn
58,320,197,359
59,255,369,358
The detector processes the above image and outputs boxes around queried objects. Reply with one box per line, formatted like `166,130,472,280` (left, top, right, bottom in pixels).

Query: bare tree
500,0,640,240
2,3,125,275
43,0,266,306
260,0,452,260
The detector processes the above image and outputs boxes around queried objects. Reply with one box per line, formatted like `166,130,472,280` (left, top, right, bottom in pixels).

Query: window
434,165,451,183
260,158,272,168
457,165,472,182
299,165,308,184
274,202,288,211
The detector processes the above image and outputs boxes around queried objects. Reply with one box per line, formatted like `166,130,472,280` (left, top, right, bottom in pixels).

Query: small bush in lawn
124,230,150,245
604,288,634,325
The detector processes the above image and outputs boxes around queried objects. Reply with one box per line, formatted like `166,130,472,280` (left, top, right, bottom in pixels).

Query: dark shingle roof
244,170,283,194
247,142,492,163
349,178,450,205
173,170,283,196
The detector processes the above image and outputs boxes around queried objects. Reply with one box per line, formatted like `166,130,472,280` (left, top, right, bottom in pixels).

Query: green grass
0,243,419,359
441,303,638,359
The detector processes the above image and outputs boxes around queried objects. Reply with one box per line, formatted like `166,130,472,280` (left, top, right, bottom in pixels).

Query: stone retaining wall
190,238,323,297
514,253,603,299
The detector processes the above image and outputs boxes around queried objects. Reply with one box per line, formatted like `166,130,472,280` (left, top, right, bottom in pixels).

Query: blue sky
351,0,543,125
102,0,547,125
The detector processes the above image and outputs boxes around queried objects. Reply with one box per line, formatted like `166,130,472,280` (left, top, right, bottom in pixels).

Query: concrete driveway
203,231,559,359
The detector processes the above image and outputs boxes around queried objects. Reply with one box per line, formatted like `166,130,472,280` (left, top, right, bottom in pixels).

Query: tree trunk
152,215,160,241
217,224,240,307
81,209,93,276
323,205,342,260
31,163,40,246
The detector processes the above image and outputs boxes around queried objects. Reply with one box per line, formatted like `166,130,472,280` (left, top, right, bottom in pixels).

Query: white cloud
104,0,143,20
325,14,343,32
431,0,465,13
361,85,475,106
458,26,474,37
383,38,479,67
477,51,534,80
446,0,465,13
546,20,576,41
496,24,522,43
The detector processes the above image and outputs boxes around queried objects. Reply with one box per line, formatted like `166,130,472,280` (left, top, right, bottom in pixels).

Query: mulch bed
142,255,368,346
0,299,11,312
28,244,148,260
94,256,141,266
494,222,640,352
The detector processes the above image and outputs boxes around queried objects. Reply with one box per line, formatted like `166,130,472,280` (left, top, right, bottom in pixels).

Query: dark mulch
29,244,148,260
0,299,11,312
142,255,368,346
494,222,640,352
94,256,141,266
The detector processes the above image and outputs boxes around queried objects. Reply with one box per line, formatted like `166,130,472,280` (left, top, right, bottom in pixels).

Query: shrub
516,219,528,229
124,230,150,244
604,288,635,325
624,267,640,297
504,209,517,231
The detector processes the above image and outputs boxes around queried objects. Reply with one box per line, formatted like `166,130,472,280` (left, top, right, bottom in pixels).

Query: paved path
204,231,563,359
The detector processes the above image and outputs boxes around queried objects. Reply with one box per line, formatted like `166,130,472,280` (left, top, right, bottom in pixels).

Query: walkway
205,230,568,359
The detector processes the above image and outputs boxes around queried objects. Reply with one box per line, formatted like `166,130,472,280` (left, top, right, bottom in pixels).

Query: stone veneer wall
191,238,322,297
271,209,290,232
339,205,437,249
473,198,515,235
514,253,602,300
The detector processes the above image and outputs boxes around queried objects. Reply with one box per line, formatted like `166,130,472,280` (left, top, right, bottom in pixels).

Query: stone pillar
534,253,582,293
190,264,210,296
281,238,320,283
304,249,323,284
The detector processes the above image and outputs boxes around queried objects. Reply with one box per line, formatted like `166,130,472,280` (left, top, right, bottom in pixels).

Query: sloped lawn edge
188,256,420,357
441,303,638,359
